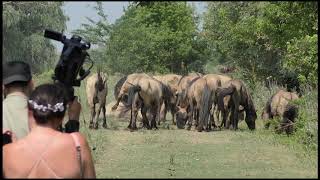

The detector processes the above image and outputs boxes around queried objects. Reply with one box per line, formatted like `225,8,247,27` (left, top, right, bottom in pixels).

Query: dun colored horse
175,73,202,108
86,69,108,129
262,89,299,133
153,74,182,125
176,77,214,132
202,74,233,128
113,73,173,130
217,79,257,130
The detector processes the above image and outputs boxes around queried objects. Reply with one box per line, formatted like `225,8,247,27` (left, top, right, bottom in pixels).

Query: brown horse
217,79,257,130
176,77,214,132
153,74,182,125
86,69,108,129
126,75,173,130
262,89,299,130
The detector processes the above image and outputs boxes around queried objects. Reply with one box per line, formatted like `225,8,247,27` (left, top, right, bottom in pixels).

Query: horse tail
217,79,222,87
114,75,128,100
198,83,213,132
161,83,173,106
262,96,272,118
217,85,236,112
126,85,141,107
281,104,298,134
283,104,298,122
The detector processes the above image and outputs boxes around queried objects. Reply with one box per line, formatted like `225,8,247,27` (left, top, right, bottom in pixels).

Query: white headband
28,100,65,112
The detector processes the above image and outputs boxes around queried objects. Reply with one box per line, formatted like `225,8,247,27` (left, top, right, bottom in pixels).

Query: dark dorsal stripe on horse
177,75,187,86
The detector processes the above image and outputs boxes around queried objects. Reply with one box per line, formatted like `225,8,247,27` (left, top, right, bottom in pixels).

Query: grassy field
34,72,318,178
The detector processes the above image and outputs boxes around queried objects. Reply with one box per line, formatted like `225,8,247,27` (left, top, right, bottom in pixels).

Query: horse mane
240,84,256,117
97,75,105,92
114,75,128,99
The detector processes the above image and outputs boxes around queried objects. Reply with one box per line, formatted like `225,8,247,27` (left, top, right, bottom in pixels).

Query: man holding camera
3,61,81,143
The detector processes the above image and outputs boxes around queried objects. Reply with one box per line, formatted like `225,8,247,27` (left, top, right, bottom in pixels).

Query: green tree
108,2,204,74
283,34,318,87
203,2,318,87
3,1,68,73
74,2,205,75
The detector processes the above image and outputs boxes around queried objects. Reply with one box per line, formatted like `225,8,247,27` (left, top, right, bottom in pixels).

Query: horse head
175,106,188,129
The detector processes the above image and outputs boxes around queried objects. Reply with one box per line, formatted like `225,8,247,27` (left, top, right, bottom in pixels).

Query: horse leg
130,94,140,130
171,104,176,125
187,104,194,131
209,109,215,131
102,105,107,128
219,108,227,129
234,107,239,130
141,105,150,129
232,98,240,130
197,107,203,132
195,109,199,128
89,105,96,129
94,105,102,129
155,101,161,129
158,102,165,125
225,108,231,129
229,105,236,130
150,104,158,130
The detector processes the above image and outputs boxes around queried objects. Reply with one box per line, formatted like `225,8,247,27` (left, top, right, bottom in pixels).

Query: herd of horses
85,71,300,134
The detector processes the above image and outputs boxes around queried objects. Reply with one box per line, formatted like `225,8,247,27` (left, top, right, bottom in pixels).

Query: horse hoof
103,124,108,129
186,127,191,131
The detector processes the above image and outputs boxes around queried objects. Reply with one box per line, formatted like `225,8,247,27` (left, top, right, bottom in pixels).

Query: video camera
44,29,93,101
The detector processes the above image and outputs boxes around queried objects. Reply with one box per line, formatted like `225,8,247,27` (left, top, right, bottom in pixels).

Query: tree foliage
3,2,68,73
203,1,318,87
284,34,318,87
75,2,206,75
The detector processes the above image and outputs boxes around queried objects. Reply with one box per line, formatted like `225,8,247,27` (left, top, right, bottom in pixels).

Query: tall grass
251,80,318,159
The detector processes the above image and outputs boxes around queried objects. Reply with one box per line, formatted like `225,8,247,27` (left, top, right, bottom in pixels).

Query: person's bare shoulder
3,140,25,166
70,132,90,148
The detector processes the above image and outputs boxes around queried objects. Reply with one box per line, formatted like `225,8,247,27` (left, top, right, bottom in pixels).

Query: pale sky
53,1,207,51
